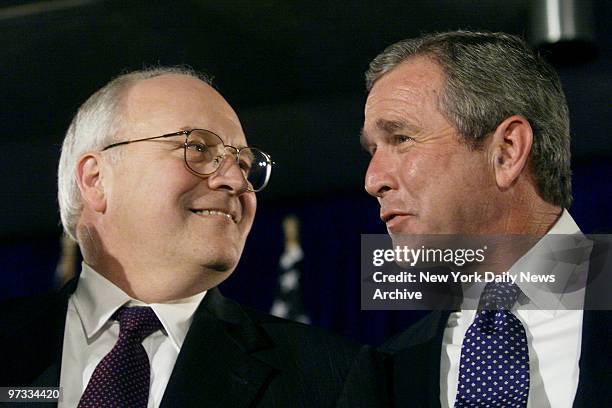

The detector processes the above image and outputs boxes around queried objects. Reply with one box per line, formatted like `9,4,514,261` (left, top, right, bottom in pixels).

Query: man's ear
490,115,533,190
76,153,107,213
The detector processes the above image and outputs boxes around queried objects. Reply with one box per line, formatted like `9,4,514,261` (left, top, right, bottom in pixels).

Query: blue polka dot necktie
78,306,162,408
454,282,530,407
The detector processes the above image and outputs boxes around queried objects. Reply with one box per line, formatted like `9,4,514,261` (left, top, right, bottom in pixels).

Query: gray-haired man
361,31,610,407
1,67,376,407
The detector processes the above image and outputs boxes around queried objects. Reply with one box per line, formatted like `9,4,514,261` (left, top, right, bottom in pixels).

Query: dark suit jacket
0,279,377,407
380,243,612,408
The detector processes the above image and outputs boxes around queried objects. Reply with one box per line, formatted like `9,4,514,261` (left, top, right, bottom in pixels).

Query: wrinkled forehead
365,57,444,110
362,57,445,136
120,74,247,147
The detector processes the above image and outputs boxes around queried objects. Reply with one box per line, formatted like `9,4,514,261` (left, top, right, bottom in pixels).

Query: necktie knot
479,281,522,310
113,306,162,341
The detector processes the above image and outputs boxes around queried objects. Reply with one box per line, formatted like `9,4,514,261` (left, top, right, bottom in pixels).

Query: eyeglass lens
184,130,271,192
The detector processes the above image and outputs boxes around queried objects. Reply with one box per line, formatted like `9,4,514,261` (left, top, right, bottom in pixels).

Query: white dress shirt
59,263,206,408
440,210,587,408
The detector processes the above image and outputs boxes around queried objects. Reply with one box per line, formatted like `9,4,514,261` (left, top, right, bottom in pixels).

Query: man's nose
364,150,395,198
207,154,249,194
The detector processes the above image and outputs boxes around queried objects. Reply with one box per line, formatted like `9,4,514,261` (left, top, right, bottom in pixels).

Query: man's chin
187,238,242,266
389,232,430,248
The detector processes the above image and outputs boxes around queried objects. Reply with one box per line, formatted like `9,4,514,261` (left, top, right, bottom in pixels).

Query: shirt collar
547,208,581,235
72,263,206,350
508,209,586,316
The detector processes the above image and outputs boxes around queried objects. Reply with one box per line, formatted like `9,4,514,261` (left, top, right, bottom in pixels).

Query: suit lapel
160,288,276,408
382,311,450,408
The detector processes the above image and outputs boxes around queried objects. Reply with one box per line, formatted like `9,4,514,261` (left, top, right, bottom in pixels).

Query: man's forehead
366,57,443,106
377,55,443,86
362,86,427,141
368,63,442,102
121,74,246,145
363,58,444,130
126,74,218,107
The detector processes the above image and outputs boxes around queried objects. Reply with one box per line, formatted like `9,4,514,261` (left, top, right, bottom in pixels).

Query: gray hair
57,66,212,242
365,30,572,208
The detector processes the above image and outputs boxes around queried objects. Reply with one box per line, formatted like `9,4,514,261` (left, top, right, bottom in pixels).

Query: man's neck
80,254,226,303
497,190,563,235
474,199,563,274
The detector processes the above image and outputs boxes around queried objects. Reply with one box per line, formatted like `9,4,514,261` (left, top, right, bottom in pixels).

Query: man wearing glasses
1,67,374,407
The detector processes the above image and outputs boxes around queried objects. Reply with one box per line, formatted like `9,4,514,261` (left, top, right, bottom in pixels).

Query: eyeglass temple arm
102,131,189,151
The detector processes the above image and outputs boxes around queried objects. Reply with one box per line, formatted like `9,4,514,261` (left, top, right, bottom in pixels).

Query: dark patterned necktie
455,282,530,407
78,306,162,408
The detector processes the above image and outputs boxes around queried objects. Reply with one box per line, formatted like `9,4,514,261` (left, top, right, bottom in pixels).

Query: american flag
270,215,310,324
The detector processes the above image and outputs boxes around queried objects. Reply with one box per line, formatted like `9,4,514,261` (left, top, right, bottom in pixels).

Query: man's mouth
381,211,412,223
380,210,416,233
381,213,395,223
190,209,237,223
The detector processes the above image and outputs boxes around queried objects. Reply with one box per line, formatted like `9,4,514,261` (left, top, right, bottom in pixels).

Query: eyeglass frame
101,128,273,192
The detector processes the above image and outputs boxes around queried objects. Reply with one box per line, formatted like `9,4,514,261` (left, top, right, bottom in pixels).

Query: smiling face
98,74,256,290
362,56,499,236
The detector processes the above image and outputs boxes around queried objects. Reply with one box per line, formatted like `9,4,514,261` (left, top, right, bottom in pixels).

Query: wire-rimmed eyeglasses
102,129,273,192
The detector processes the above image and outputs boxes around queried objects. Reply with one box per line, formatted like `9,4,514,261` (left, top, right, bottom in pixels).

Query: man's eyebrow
375,118,420,134
360,119,421,151
228,140,248,149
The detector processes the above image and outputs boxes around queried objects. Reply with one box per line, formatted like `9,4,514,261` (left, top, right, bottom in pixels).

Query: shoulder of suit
379,311,445,354
238,303,362,351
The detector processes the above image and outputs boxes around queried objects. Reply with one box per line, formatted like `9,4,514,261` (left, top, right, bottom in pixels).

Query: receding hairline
131,72,215,89
116,72,238,130
120,72,221,107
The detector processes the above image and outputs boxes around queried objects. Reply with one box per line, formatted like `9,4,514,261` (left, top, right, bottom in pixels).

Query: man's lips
380,210,413,223
381,210,416,233
189,208,239,223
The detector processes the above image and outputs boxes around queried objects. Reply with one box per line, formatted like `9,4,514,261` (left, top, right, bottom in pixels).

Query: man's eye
186,142,207,152
239,160,252,173
395,135,415,144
